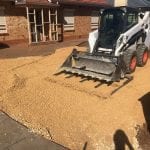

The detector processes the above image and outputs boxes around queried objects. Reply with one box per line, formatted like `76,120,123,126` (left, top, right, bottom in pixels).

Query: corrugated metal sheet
58,0,114,7
58,0,150,8
127,0,150,8
15,0,150,7
15,0,113,7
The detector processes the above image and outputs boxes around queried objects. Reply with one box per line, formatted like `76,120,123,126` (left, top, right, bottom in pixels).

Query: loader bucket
58,49,123,82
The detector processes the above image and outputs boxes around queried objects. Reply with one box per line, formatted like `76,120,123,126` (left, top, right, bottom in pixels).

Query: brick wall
63,6,99,40
75,7,91,36
0,2,99,43
0,1,28,43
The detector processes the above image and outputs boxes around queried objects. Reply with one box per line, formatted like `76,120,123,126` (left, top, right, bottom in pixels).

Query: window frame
124,11,138,31
0,7,7,34
126,12,138,28
91,11,99,30
63,9,75,31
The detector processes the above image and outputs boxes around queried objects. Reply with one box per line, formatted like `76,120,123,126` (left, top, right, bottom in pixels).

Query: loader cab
98,8,138,50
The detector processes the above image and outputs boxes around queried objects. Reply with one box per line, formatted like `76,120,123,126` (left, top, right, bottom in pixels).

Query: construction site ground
0,40,150,150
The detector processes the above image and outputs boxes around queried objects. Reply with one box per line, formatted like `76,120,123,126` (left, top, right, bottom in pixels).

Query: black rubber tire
123,50,137,74
137,44,149,67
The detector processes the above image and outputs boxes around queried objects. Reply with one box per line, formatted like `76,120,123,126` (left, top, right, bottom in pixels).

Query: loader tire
137,44,149,67
124,50,137,74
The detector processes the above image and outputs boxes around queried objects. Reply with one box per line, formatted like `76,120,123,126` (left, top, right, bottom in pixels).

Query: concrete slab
0,112,69,150
9,135,67,150
0,114,31,150
0,112,9,123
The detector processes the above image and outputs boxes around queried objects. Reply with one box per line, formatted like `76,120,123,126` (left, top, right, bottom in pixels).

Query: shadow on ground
0,39,87,59
136,92,150,150
0,42,10,49
113,129,134,150
82,142,88,150
0,44,56,59
77,41,89,47
139,92,150,132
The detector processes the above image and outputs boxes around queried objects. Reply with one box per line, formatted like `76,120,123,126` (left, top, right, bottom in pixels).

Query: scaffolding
26,7,59,44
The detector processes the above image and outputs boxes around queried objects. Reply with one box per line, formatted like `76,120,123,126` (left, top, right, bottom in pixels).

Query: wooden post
41,8,45,42
49,9,52,41
55,8,58,41
26,7,31,44
34,9,38,43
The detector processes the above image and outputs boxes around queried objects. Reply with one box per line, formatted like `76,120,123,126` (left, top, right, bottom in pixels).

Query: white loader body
89,11,150,56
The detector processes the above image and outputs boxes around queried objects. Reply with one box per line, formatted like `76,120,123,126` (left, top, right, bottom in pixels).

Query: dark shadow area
77,41,89,47
0,42,10,49
113,129,134,150
0,38,87,59
136,124,150,150
55,71,133,95
139,92,150,132
111,76,133,95
136,92,150,149
0,44,56,59
83,142,88,150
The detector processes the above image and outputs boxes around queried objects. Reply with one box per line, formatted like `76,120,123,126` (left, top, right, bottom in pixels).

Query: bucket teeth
62,67,114,82
58,50,121,82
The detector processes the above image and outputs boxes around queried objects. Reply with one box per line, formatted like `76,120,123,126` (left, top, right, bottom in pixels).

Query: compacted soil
0,44,150,150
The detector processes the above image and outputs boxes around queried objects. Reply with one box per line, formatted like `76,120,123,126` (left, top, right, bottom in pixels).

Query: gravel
0,45,150,149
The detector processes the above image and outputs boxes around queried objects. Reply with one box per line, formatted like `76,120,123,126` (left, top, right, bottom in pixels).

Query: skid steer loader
58,7,150,82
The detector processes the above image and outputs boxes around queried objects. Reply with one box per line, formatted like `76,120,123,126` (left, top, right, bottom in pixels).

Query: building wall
75,7,91,36
63,6,99,40
0,2,99,44
0,1,28,43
